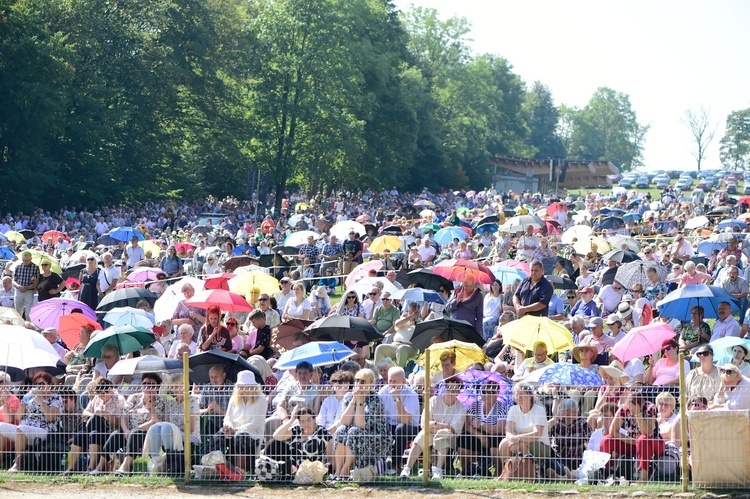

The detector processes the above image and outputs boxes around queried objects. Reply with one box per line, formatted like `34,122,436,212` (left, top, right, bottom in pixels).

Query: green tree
524,81,566,160
566,87,648,171
720,109,750,170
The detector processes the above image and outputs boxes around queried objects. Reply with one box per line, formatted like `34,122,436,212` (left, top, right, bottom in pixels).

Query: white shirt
711,316,741,342
0,286,14,308
518,234,540,260
597,284,624,313
222,397,267,441
378,384,420,427
97,265,121,293
125,244,146,268
507,403,550,446
274,290,294,313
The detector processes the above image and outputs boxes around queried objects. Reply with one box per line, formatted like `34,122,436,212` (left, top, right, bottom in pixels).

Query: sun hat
598,362,629,384
572,344,598,363
617,302,633,318
236,371,258,386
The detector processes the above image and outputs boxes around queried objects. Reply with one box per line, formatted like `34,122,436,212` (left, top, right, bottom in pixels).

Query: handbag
500,457,536,482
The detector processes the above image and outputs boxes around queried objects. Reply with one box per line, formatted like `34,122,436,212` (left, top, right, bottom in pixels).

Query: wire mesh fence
0,369,747,489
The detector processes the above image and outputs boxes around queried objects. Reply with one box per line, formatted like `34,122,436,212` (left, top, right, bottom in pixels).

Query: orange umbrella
58,313,102,349
42,230,70,242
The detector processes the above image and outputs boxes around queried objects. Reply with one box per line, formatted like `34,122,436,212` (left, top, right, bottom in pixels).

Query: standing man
320,234,344,274
97,252,121,300
124,235,145,270
342,230,363,275
513,260,554,318
12,251,39,319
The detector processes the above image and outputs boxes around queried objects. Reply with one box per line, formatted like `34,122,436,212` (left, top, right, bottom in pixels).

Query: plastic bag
293,459,328,484
201,450,226,466
148,454,166,476
574,450,611,485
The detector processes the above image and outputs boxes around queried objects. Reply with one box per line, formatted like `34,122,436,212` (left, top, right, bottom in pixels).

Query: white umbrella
346,277,399,299
330,221,366,240
684,216,710,230
607,235,641,253
234,264,270,274
561,225,593,244
285,230,320,248
70,249,100,264
287,214,305,227
571,210,592,224
200,246,222,258
0,325,62,370
153,276,205,323
499,215,544,233
103,306,156,328
420,209,436,218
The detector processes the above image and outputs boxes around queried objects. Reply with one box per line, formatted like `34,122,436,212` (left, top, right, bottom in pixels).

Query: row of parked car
616,170,750,195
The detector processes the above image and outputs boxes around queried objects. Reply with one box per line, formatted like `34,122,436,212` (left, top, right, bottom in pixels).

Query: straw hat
598,362,629,384
572,344,598,363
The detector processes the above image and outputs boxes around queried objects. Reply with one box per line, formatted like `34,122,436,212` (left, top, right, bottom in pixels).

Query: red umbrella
58,312,102,349
497,259,530,274
738,196,750,206
546,202,567,216
42,230,69,242
459,226,473,236
175,242,196,254
204,273,237,291
355,214,371,223
433,259,495,285
186,289,253,312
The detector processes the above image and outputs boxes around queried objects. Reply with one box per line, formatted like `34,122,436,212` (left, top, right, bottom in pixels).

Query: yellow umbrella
139,240,162,257
500,316,574,354
369,235,402,254
4,231,26,244
295,202,309,212
418,339,487,373
573,235,610,256
228,272,280,298
26,250,62,274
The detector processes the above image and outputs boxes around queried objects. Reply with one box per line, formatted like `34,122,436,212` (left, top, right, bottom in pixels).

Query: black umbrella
0,362,67,382
223,255,260,272
96,235,120,246
602,249,641,264
305,315,384,344
474,215,499,228
407,268,452,291
410,317,485,351
96,288,158,315
364,223,378,237
271,245,300,256
222,223,239,232
258,253,291,269
597,217,624,230
379,225,403,236
62,263,86,281
189,350,262,384
601,267,618,286
192,225,214,234
394,269,412,288
19,229,35,240
545,275,577,290
540,256,573,276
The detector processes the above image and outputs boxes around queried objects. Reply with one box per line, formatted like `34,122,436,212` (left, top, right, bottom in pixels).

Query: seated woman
0,371,21,455
268,405,333,477
401,376,466,480
374,301,421,367
332,368,391,479
109,373,165,476
587,362,629,428
548,398,592,480
317,370,353,434
654,392,678,441
282,283,315,321
209,371,266,473
456,380,508,477
600,388,663,482
645,339,690,397
198,305,232,352
62,377,125,476
0,372,62,472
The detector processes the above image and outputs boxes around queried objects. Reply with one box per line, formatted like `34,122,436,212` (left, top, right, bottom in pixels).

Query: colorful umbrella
175,242,196,254
433,259,495,285
58,312,103,348
139,240,162,257
419,340,487,373
497,259,531,274
658,284,739,321
489,265,527,286
433,227,469,245
102,306,156,328
276,341,356,370
228,272,280,298
610,322,677,364
475,223,499,235
42,230,69,242
344,260,385,288
29,298,97,330
452,369,513,407
369,235,402,254
546,202,568,216
500,315,574,354
419,222,441,233
107,227,145,243
523,363,604,387
84,325,156,358
204,272,237,291
127,267,167,283
186,288,253,312
717,219,747,230
456,207,471,217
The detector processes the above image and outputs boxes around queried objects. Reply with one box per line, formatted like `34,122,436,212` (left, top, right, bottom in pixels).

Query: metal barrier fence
0,351,747,490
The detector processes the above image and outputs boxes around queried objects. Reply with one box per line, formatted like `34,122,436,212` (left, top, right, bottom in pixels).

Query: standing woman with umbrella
79,256,101,311
445,273,483,335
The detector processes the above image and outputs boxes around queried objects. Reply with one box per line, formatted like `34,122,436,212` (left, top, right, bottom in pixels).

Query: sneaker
400,467,410,479
431,466,443,480
7,463,19,473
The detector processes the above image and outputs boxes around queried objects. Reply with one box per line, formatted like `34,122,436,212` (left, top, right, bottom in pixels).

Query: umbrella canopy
658,284,740,321
573,235,611,256
545,274,577,290
474,215,499,227
305,315,383,344
42,230,69,242
410,317,485,351
489,265,527,286
96,287,158,315
192,225,215,234
622,213,641,223
228,272,280,298
607,235,642,253
329,221,367,240
0,306,23,325
419,222,440,233
433,227,469,245
475,223,499,235
344,260,385,288
614,260,667,290
406,268,452,291
29,298,97,330
4,231,26,244
499,215,544,233
258,253,291,270
355,214,372,223
174,242,196,254
602,249,640,264
276,341,356,370
107,227,145,243
684,216,710,230
204,272,237,291
153,276,205,323
58,312,102,348
102,306,156,328
500,315,574,354
452,369,513,407
369,235,402,254
379,225,403,236
561,225,594,244
271,319,313,354
709,336,750,366
523,363,604,387
0,324,65,371
186,288,253,312
127,267,167,283
12,250,62,275
346,277,399,299
84,325,156,358
433,259,495,285
610,322,677,364
189,350,262,384
413,200,435,207
285,230,320,248
419,340,487,373
108,355,184,376
546,202,568,217
391,288,446,304
717,219,747,230
598,217,624,230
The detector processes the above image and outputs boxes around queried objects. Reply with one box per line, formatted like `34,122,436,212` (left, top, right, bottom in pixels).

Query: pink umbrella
204,272,237,291
497,259,530,274
433,259,495,285
127,267,167,283
459,226,473,236
355,214,372,223
345,260,384,288
610,322,677,364
186,289,253,313
117,281,145,290
29,298,98,330
175,242,196,254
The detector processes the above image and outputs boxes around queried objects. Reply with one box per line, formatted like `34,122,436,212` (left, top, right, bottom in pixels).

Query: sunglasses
630,289,642,293
368,292,380,296
567,295,576,299
382,297,392,301
347,295,356,300
227,322,237,326
720,368,736,375
696,351,711,357
355,379,368,384
258,297,269,301
613,286,622,291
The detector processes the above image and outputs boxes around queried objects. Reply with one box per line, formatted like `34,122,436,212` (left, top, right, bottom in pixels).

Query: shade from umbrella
228,272,280,298
18,250,62,274
610,322,677,364
406,268,452,291
0,306,23,325
614,260,667,290
433,259,495,285
657,284,739,321
391,288,446,304
500,315,574,354
102,306,156,328
84,325,156,358
223,255,260,273
561,225,593,244
58,312,103,348
573,236,611,256
329,221,367,240
598,217,624,230
369,235,402,254
717,219,747,230
29,298,97,330
96,287,158,315
276,341,356,370
186,288,252,312
545,274,577,290
305,315,383,344
419,340,487,373
411,317,485,351
523,363,604,387
108,355,185,376
344,260,385,288
189,350,262,384
0,324,65,371
489,265,527,286
475,223,499,235
107,227,145,243
433,227,469,245
607,236,641,253
709,336,750,366
204,272,237,291
271,319,313,354
285,230,320,248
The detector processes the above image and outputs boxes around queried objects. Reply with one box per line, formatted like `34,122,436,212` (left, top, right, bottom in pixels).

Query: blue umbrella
523,362,604,386
697,240,727,256
276,341,356,370
0,246,14,259
622,213,641,223
107,226,145,243
433,226,469,245
657,284,740,321
709,337,750,366
489,265,527,285
475,223,499,235
718,219,747,230
391,288,446,304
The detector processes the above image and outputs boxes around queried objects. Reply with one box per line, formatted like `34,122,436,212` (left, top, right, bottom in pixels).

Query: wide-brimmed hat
572,344,598,363
598,362,629,384
617,302,633,318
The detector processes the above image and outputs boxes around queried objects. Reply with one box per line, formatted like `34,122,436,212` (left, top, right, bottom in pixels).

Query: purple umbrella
29,298,98,330
436,369,513,408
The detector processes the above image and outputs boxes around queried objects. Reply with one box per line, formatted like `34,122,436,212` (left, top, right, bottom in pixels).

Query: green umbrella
83,325,156,358
419,222,440,233
456,207,471,217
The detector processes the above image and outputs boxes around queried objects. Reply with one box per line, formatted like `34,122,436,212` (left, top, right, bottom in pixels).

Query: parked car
727,182,738,194
655,177,670,189
635,177,650,189
742,185,750,195
676,178,692,191
619,177,634,188
696,180,709,192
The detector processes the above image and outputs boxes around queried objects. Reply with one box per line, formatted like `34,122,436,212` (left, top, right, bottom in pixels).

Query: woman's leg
635,434,665,480
146,424,163,458
403,442,422,471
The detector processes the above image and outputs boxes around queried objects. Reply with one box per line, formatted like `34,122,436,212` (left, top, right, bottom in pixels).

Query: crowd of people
0,184,749,483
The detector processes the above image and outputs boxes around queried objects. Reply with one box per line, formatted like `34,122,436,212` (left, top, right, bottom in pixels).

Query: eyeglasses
227,322,237,327
644,251,652,255
696,351,711,357
720,368,736,375
630,289,642,293
87,257,96,261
